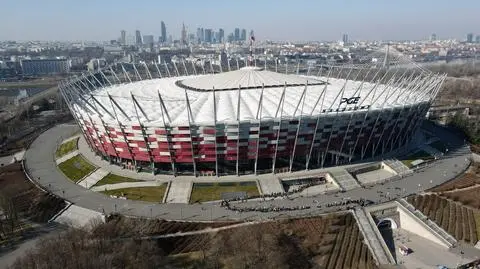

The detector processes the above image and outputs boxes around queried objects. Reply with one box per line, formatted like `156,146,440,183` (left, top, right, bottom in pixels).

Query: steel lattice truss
60,51,445,176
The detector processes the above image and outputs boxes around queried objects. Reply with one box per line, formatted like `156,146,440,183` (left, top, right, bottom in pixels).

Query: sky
1,0,479,42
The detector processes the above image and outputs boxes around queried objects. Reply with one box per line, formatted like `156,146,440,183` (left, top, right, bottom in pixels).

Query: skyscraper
467,33,474,43
135,30,142,45
204,29,213,43
160,21,167,43
476,35,480,44
342,33,349,44
218,28,225,43
197,28,204,43
234,28,240,41
240,29,247,41
120,30,126,45
181,22,187,45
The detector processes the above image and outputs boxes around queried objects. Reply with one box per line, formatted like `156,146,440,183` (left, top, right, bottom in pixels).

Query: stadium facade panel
60,61,444,176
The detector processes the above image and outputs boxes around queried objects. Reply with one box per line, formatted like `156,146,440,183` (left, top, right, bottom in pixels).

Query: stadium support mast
383,43,390,69
248,32,255,67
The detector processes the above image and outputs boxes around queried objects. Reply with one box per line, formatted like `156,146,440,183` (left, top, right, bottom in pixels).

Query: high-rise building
160,21,167,43
181,22,187,45
476,35,480,44
467,33,474,43
227,33,234,43
135,30,142,45
197,28,204,43
342,33,349,44
241,29,247,41
120,30,126,45
218,28,225,43
234,28,240,41
430,33,437,41
204,29,213,43
143,35,154,45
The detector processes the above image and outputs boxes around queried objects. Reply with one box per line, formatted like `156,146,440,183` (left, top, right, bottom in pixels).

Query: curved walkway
24,124,472,222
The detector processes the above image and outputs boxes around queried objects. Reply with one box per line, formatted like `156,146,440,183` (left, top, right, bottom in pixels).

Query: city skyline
1,0,480,41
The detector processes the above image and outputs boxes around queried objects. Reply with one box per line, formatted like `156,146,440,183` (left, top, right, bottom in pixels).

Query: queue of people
220,197,373,213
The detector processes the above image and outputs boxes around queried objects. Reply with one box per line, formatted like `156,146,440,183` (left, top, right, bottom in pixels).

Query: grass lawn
401,150,435,168
93,173,141,187
190,182,259,203
55,138,79,158
58,155,96,182
428,140,447,153
101,185,166,202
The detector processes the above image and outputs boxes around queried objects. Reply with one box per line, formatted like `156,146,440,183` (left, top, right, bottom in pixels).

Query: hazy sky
2,0,479,41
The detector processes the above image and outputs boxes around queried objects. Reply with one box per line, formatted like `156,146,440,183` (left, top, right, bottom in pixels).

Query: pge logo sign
340,96,360,105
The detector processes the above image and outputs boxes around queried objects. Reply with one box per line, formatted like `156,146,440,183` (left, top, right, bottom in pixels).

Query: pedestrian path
55,150,79,164
165,180,192,204
258,177,284,194
77,168,109,189
62,134,81,144
91,181,166,192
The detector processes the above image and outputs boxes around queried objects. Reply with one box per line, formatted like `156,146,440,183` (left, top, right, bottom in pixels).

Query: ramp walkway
77,168,109,189
353,207,396,265
55,150,79,164
53,204,105,228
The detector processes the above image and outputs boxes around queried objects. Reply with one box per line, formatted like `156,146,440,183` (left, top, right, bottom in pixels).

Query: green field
58,155,96,182
190,182,259,203
55,138,79,158
102,185,166,202
401,150,434,168
93,173,142,187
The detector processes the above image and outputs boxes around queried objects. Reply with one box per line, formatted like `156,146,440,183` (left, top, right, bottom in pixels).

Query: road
24,123,471,222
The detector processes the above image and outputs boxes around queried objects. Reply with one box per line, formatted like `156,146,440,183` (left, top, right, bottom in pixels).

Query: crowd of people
220,197,373,213
220,200,312,213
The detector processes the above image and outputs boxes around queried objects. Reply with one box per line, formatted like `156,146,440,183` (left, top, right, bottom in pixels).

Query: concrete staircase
165,180,192,204
352,207,396,265
329,169,361,191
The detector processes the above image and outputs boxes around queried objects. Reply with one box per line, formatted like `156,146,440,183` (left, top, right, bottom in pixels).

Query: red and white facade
60,61,444,176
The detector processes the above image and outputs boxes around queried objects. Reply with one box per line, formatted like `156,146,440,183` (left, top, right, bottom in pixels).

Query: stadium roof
74,67,442,126
179,67,326,91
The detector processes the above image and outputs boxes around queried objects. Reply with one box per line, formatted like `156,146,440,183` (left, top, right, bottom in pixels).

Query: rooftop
73,67,440,126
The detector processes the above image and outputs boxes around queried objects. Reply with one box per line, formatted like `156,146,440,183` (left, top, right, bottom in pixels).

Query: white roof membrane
74,68,437,126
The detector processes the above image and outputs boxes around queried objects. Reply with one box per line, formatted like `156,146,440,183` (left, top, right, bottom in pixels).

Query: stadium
59,49,445,176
